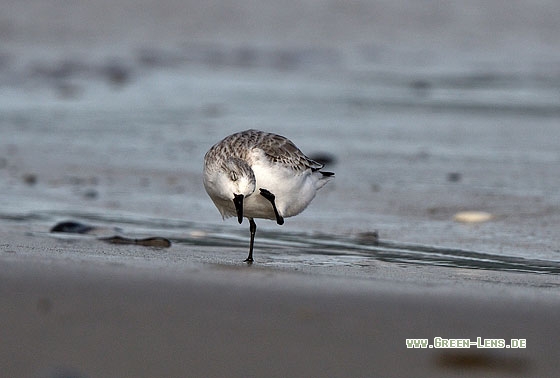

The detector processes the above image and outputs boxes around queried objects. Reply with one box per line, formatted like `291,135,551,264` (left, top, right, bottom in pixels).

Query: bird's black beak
233,194,244,224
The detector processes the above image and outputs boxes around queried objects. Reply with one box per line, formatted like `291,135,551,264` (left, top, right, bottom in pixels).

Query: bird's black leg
259,188,284,225
245,218,256,263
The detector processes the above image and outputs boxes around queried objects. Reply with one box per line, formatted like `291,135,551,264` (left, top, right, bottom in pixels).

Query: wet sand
1,229,559,378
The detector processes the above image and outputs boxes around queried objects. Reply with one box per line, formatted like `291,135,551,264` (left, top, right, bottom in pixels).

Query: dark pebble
135,237,172,248
410,79,432,91
447,172,462,182
23,173,38,185
50,221,94,234
83,189,98,199
102,60,131,86
100,236,172,248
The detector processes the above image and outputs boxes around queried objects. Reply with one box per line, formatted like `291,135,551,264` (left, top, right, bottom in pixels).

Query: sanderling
203,129,334,263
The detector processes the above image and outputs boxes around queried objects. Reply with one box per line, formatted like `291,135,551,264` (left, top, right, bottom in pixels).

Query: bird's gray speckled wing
250,130,324,172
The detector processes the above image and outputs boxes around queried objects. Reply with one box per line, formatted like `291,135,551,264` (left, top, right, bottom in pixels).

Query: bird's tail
315,170,334,190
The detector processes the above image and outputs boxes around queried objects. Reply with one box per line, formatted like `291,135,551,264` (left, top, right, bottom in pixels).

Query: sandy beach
2,229,559,378
2,0,560,377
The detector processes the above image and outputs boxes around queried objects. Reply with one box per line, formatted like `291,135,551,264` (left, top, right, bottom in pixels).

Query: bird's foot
259,188,284,225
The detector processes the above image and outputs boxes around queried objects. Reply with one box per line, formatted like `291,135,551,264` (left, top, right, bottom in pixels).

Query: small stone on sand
51,221,94,234
100,236,172,248
453,211,493,224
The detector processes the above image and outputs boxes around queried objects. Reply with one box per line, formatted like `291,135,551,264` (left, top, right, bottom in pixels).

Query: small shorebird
203,129,334,263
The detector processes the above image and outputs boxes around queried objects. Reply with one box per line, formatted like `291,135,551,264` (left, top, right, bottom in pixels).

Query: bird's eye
230,172,238,181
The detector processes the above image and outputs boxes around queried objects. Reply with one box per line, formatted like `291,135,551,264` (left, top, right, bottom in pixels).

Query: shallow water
1,1,560,276
4,204,560,276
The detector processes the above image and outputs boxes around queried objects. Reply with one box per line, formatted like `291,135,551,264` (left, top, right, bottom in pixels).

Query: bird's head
217,157,256,223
